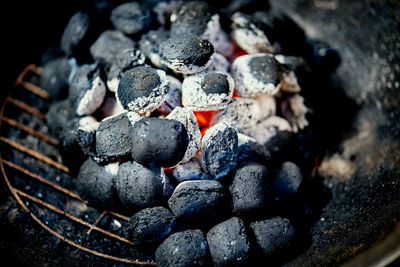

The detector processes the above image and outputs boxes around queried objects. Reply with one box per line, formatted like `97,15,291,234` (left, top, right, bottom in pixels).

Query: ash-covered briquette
76,116,100,159
46,99,76,136
40,57,71,101
60,11,90,57
155,229,211,267
203,53,230,73
110,2,154,36
249,216,295,257
280,94,309,132
168,180,226,223
253,93,276,122
139,29,169,68
206,217,251,267
210,97,260,133
95,112,140,163
130,117,189,167
182,72,234,111
247,116,292,144
90,30,135,68
157,75,182,115
231,53,283,97
229,162,272,215
237,133,271,164
153,0,182,26
159,35,215,74
68,63,106,116
115,161,163,211
201,123,238,178
212,30,234,58
274,162,303,200
76,158,117,207
172,158,213,182
166,107,201,163
123,206,177,246
116,66,169,113
170,1,220,42
231,12,275,54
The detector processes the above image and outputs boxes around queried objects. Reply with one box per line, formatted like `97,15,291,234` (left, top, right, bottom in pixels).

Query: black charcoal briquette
130,117,189,167
60,11,90,57
40,57,71,101
274,161,303,200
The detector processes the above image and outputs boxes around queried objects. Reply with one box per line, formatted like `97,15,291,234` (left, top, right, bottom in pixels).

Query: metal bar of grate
6,97,46,119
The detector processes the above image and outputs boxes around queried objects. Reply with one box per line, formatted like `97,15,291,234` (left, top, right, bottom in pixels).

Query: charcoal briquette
40,57,71,101
76,158,117,207
90,30,135,68
110,2,155,36
130,117,189,167
206,217,251,266
116,66,169,113
60,11,90,57
168,180,226,223
123,206,177,246
274,161,303,200
155,229,211,267
115,161,163,210
229,162,272,215
182,72,234,111
159,35,215,74
201,123,238,178
157,75,182,115
138,29,169,68
249,216,295,257
172,158,213,182
247,116,292,144
237,133,271,164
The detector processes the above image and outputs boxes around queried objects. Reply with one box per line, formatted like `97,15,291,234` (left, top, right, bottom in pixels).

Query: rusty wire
0,65,157,266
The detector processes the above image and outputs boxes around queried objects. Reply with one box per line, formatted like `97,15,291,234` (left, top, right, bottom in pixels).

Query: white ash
210,97,260,133
76,76,106,116
166,107,201,163
182,71,234,111
231,12,274,54
106,73,120,93
153,1,182,26
231,53,281,97
237,133,257,147
78,116,99,132
274,55,310,72
281,94,309,132
279,70,301,93
126,111,141,127
162,54,214,75
105,162,119,175
253,94,276,122
204,53,230,73
201,14,221,43
157,75,182,115
247,116,292,144
212,30,234,58
172,158,212,182
101,96,126,118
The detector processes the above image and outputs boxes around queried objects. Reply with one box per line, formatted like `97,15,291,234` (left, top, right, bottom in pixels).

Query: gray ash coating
130,118,189,167
110,2,154,36
90,30,135,68
139,29,169,67
206,217,251,267
112,48,146,71
229,162,273,215
249,216,295,257
76,158,116,208
60,11,90,56
201,72,230,95
159,35,214,73
115,161,163,211
168,180,226,224
40,57,71,101
95,113,133,162
170,1,213,37
249,55,281,86
273,161,303,200
123,206,177,246
155,229,212,267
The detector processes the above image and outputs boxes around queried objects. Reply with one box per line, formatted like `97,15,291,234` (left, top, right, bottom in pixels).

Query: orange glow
201,126,210,137
193,111,216,128
233,92,240,98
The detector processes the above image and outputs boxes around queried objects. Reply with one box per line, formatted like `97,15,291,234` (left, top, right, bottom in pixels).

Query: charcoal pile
41,0,339,265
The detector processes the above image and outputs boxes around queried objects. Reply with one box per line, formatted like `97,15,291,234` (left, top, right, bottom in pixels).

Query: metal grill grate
0,65,157,265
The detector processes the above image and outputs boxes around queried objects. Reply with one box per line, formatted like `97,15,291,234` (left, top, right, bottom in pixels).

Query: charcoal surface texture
206,217,251,267
115,161,163,211
249,216,295,257
110,2,154,36
40,57,71,101
159,35,214,74
168,180,226,224
76,158,117,207
130,117,189,167
274,161,303,200
60,11,90,57
229,162,272,215
155,229,211,267
123,206,177,246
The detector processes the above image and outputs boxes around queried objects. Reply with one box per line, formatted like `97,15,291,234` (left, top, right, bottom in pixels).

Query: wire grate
0,65,157,265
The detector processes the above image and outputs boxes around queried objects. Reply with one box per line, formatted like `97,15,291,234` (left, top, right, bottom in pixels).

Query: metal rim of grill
0,64,157,266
